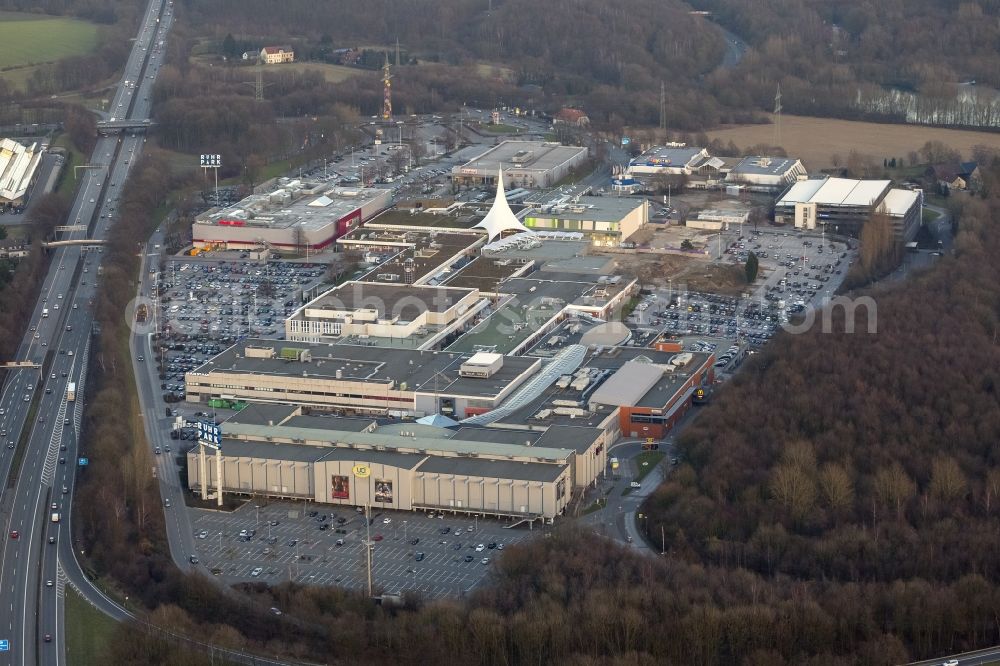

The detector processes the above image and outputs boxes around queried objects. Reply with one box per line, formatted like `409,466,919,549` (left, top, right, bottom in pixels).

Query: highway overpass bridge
42,238,107,248
96,118,154,135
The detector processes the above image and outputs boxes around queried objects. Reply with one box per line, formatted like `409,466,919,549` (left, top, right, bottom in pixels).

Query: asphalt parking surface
628,228,857,355
187,501,538,599
150,258,327,401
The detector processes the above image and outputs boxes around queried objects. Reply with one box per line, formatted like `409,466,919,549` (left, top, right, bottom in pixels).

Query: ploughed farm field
706,113,1000,168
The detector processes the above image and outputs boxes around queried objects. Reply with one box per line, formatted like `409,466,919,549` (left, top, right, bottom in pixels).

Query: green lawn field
64,587,118,666
0,11,99,75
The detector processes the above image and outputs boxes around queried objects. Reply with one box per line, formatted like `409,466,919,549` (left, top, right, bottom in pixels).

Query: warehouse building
185,405,609,521
0,138,44,207
627,144,710,177
774,177,922,242
522,196,650,247
192,179,391,251
185,339,541,419
725,156,807,192
285,282,487,349
451,141,589,189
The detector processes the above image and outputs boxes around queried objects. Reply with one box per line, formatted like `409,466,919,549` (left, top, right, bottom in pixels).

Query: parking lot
150,258,327,402
186,501,537,599
628,228,856,358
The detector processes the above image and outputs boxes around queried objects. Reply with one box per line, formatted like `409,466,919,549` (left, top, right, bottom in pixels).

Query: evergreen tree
745,251,759,283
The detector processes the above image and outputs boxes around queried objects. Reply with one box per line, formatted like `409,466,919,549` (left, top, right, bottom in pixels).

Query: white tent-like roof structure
473,169,532,242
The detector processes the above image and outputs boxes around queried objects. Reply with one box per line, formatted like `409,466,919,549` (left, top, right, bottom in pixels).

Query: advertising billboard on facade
374,479,393,503
331,475,350,500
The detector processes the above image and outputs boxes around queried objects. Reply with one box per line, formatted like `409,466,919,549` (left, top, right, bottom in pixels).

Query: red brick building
588,353,714,440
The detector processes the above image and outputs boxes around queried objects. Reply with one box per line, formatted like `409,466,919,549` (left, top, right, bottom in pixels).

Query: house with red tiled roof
260,45,294,64
553,108,590,127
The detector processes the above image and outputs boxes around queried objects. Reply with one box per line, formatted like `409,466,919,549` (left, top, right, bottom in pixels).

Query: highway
0,0,175,663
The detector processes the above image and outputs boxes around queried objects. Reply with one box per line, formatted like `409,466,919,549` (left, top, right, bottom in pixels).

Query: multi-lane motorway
0,0,174,663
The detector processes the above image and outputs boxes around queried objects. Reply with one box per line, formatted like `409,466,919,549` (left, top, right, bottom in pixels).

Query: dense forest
168,0,742,131
699,0,1000,125
9,0,1000,133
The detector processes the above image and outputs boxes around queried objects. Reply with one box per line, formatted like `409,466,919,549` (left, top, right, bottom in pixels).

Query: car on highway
9,530,18,539
46,580,53,587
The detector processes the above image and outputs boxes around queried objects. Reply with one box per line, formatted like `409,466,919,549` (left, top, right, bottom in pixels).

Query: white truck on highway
66,383,76,402
51,512,60,523
42,308,49,318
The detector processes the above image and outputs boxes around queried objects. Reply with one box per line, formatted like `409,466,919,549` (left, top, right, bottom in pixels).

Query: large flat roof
224,403,300,426
358,232,484,285
525,196,644,222
586,349,713,409
300,282,476,317
190,338,540,400
281,414,377,432
534,425,604,453
442,256,529,292
629,145,705,168
212,438,425,468
777,178,892,208
446,278,593,354
222,421,574,462
415,456,567,483
456,141,588,175
194,179,388,232
359,207,481,230
729,156,803,176
588,361,665,407
879,188,920,217
0,138,43,202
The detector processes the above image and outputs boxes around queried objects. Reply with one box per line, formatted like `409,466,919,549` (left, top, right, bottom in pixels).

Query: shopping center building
185,404,609,522
192,179,391,251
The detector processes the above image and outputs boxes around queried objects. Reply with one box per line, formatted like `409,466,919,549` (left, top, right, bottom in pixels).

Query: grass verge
633,451,665,483
52,134,83,200
64,586,118,666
